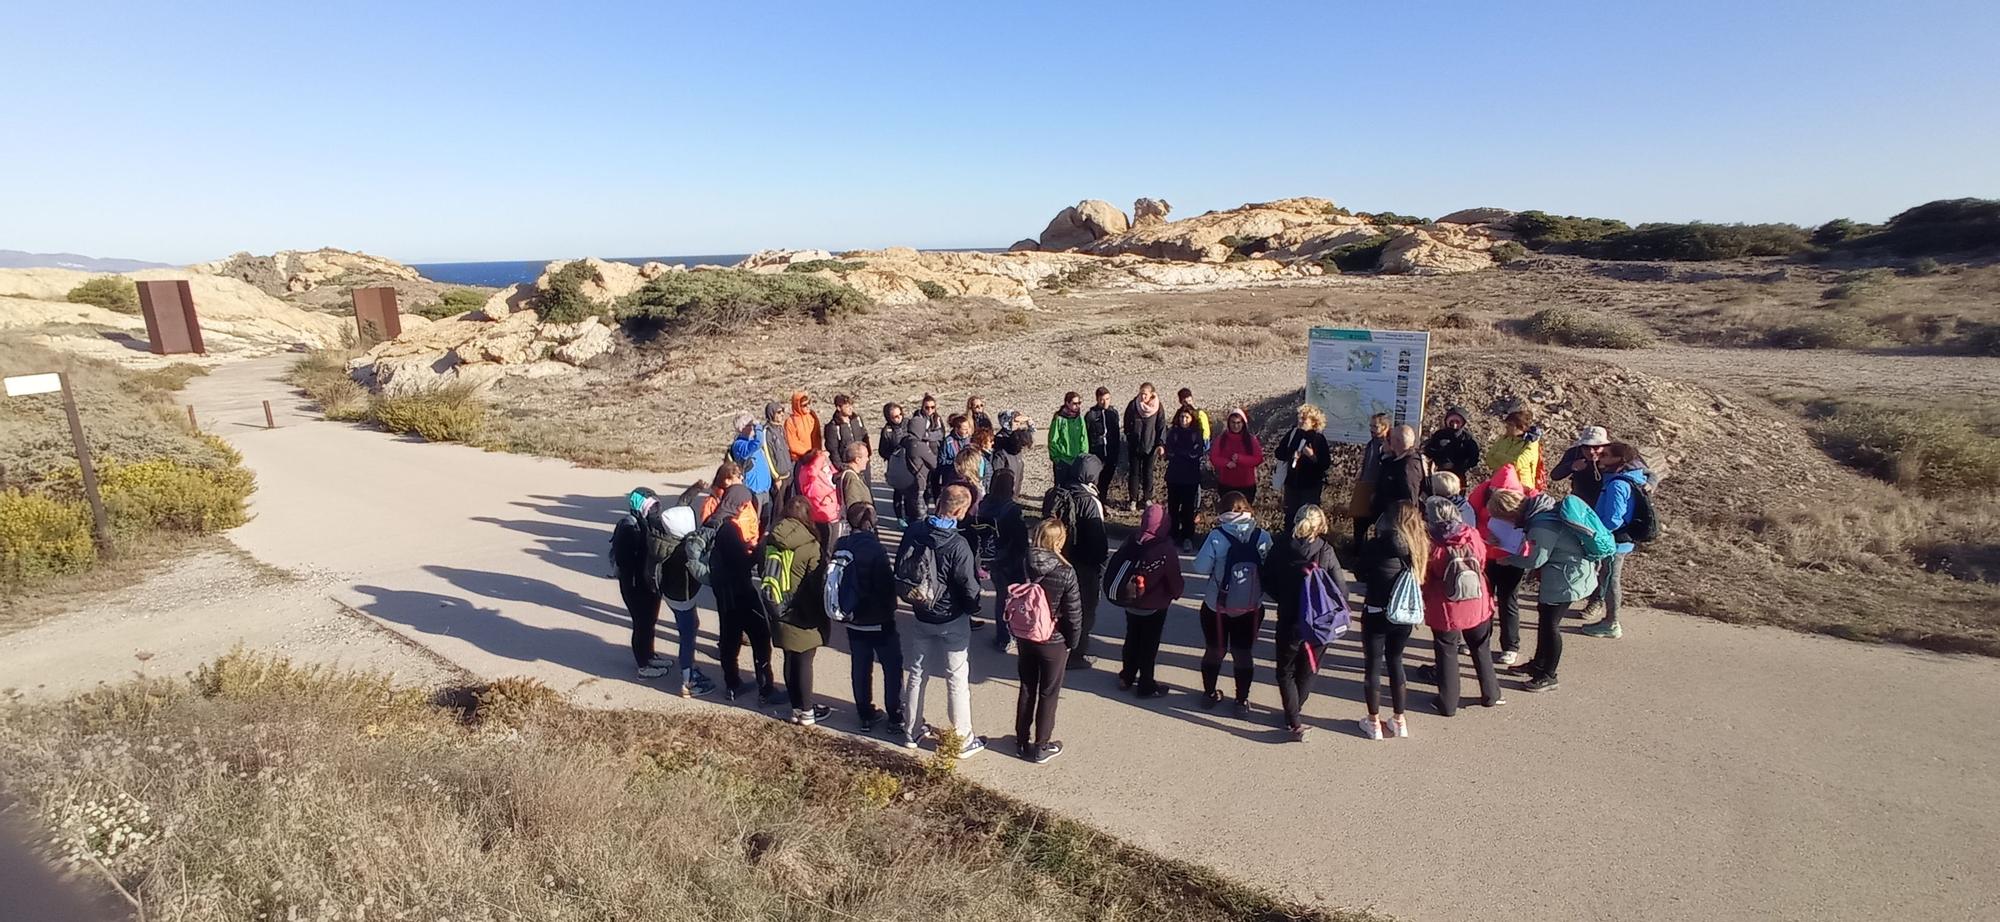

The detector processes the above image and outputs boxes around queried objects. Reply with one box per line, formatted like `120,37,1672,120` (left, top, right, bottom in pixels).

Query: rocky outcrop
1378,226,1496,275
0,267,349,367
736,249,835,272
1062,195,1513,273
1079,197,1357,263
189,248,421,296
1037,200,1130,251
806,248,1320,308
1132,197,1172,228
348,310,618,395
1008,238,1041,252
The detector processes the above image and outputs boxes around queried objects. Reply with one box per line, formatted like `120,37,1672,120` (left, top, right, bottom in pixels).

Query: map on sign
1304,328,1430,445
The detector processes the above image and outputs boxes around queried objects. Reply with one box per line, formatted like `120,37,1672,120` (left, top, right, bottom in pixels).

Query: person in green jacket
1488,488,1598,693
1047,390,1088,481
764,496,832,725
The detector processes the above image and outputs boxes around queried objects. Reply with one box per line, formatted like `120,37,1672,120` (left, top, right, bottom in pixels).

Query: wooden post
58,372,114,554
186,405,197,430
263,400,275,429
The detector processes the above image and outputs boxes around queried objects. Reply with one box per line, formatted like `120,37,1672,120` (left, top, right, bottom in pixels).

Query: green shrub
535,261,604,324
0,491,96,585
1326,234,1394,272
124,364,209,393
1362,211,1429,226
1811,218,1876,247
1824,268,1893,302
916,279,949,300
1512,210,1630,248
370,383,486,443
1767,314,1881,349
1570,222,1812,261
65,277,139,314
783,259,866,274
1902,257,1944,277
1807,402,2000,497
1521,307,1655,349
1490,241,1528,264
1840,198,2000,257
102,458,254,534
413,288,490,319
615,270,870,333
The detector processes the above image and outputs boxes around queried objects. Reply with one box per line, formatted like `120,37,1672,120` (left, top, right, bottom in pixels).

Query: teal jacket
1503,496,1600,605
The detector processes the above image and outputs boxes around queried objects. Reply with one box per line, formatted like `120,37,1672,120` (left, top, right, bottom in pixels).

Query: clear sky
3,0,1996,264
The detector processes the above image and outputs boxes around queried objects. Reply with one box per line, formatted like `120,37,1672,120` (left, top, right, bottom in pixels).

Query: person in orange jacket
784,391,824,463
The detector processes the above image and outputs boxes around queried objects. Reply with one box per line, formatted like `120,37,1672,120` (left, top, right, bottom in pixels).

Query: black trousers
1167,482,1200,544
1532,600,1566,680
716,585,773,692
1071,563,1102,662
783,648,816,710
1432,618,1500,714
1485,562,1525,653
1361,616,1413,716
847,625,903,719
1199,604,1262,701
893,486,921,523
1015,639,1068,749
991,572,1022,651
1216,484,1257,509
1091,451,1117,497
1274,640,1325,728
1119,608,1167,692
1127,449,1157,507
618,575,661,668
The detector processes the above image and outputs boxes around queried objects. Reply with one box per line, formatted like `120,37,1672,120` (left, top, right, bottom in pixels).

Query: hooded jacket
700,484,762,604
1423,408,1481,476
764,516,827,652
784,393,823,463
730,426,776,494
877,408,905,465
1103,504,1187,611
975,471,1030,585
797,452,841,525
1275,427,1332,491
832,528,896,628
1164,422,1206,486
1022,546,1084,647
1190,511,1273,610
1124,395,1166,455
898,515,982,623
824,411,869,466
1267,534,1348,646
1372,448,1425,516
1048,406,1087,468
1595,465,1651,555
1503,493,1599,604
992,416,1035,490
1084,402,1122,458
1423,522,1492,632
1208,411,1265,490
1042,456,1110,568
1485,425,1545,491
1468,463,1534,564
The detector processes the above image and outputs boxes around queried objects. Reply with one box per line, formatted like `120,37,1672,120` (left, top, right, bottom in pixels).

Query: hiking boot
958,735,988,759
724,682,745,702
1032,741,1064,764
758,685,780,706
1580,619,1624,639
1524,675,1560,693
1017,741,1035,760
1483,696,1509,708
1359,717,1385,741
680,672,716,698
1496,649,1521,667
637,665,672,679
1578,598,1604,621
1391,714,1411,739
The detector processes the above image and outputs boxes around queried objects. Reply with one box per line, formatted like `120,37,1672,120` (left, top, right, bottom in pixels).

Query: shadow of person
351,582,640,687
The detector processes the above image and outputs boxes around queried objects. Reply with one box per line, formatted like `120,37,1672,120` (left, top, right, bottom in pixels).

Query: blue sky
3,0,1996,264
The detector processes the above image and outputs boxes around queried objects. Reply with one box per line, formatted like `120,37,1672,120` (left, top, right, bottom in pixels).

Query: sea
407,255,752,288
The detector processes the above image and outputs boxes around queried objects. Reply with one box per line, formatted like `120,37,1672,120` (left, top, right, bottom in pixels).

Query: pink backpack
1004,582,1055,643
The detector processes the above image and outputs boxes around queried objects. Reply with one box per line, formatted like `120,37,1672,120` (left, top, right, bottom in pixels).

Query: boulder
534,257,648,305
1378,228,1496,275
1008,238,1041,252
734,249,835,273
550,320,615,365
1036,200,1130,251
1435,207,1517,226
475,284,536,319
1080,198,1342,263
1132,197,1172,228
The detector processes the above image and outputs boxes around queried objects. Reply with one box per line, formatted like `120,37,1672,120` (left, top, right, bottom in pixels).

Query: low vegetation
1511,210,1631,248
916,279,950,300
0,652,1357,922
1521,306,1655,349
1324,234,1393,272
617,270,871,335
1803,401,2000,498
784,258,867,274
535,260,605,324
1357,211,1428,226
1569,222,1813,261
64,276,141,314
410,287,490,319
1834,198,2000,257
1489,240,1527,265
369,382,488,442
1765,314,1882,350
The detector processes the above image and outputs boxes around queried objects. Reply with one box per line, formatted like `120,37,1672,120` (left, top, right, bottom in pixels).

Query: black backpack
895,528,946,608
1619,483,1660,544
610,513,648,577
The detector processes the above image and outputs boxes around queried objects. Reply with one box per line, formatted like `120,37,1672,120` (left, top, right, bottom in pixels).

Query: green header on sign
1309,328,1372,341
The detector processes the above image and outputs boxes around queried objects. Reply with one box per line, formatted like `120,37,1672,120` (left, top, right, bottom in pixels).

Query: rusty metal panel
135,279,204,355
351,286,402,345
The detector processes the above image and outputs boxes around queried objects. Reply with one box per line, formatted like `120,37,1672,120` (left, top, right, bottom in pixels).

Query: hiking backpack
757,543,798,621
1004,581,1055,643
885,448,916,491
1442,544,1484,602
1214,530,1266,615
609,513,648,577
894,531,946,608
1556,494,1618,561
823,547,859,623
1297,561,1350,661
1619,483,1661,545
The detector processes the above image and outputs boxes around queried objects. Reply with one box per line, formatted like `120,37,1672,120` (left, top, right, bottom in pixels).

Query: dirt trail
10,354,1979,922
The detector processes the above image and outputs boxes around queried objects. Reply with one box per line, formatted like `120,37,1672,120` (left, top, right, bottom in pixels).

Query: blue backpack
1297,561,1350,670
1556,494,1618,561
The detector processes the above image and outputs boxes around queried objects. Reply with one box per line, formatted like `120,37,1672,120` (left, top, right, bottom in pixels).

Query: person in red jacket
1422,498,1504,714
1103,503,1187,697
1467,463,1535,666
1208,407,1265,506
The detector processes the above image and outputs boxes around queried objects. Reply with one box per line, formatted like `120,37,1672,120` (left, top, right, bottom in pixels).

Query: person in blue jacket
729,412,776,529
1583,442,1650,640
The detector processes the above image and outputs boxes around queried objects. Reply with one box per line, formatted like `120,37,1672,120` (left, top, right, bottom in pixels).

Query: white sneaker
1391,715,1411,739
958,735,988,758
1359,718,1384,741
1496,650,1521,667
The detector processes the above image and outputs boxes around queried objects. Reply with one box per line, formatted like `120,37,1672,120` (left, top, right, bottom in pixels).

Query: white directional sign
3,372,62,397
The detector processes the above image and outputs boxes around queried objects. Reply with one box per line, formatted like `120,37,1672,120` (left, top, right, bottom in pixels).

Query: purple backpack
1298,561,1350,671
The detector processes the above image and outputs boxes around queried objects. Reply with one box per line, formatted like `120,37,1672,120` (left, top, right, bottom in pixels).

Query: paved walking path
178,357,2000,922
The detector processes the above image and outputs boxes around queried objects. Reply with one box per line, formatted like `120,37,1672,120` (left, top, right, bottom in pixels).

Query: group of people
608,385,1658,762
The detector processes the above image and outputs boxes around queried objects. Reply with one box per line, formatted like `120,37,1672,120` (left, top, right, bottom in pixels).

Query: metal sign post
4,372,113,553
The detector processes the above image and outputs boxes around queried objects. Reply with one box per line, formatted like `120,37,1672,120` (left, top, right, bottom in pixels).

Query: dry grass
0,651,1363,922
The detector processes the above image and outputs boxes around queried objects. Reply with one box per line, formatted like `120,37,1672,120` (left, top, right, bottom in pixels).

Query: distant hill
0,249,173,272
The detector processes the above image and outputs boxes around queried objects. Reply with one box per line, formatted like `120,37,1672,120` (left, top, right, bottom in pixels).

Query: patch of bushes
1806,402,2000,497
535,260,605,324
1521,307,1655,349
1360,211,1429,226
124,364,209,393
369,383,486,443
1839,198,2000,257
1325,234,1394,272
1901,257,1944,277
615,270,870,334
1512,210,1631,248
1490,240,1528,265
0,490,96,584
916,279,950,300
1038,261,1113,292
1570,222,1812,261
1823,268,1893,302
1811,218,1878,247
412,287,490,319
1766,314,1881,350
65,277,139,314
783,259,867,274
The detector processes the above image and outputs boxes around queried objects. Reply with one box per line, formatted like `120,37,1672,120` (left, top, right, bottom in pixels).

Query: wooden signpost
4,372,113,552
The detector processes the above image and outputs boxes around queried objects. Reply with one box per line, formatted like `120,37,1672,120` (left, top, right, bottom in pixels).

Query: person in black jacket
904,393,947,503
975,470,1030,653
825,394,871,470
1356,500,1429,741
1267,505,1349,741
609,486,666,679
1084,387,1122,496
703,465,776,704
1042,455,1110,667
991,410,1035,495
895,425,939,526
1123,383,1167,511
1422,407,1480,478
836,502,903,733
896,485,987,758
1012,519,1083,764
1274,403,1333,533
1371,425,1426,524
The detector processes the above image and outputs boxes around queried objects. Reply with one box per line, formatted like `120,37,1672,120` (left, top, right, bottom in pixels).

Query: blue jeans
848,624,904,720
667,602,700,672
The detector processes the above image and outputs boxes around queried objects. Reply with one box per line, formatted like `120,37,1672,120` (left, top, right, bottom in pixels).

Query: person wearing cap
610,486,668,679
762,401,795,516
729,411,777,527
992,409,1035,494
1552,426,1613,506
1422,407,1481,479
